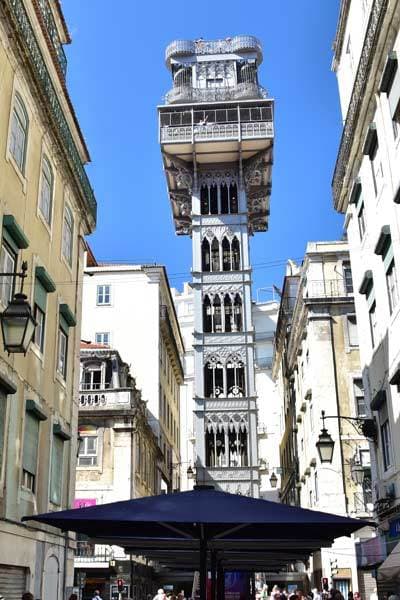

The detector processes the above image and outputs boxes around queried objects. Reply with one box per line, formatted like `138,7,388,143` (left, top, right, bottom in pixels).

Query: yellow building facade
0,1,96,598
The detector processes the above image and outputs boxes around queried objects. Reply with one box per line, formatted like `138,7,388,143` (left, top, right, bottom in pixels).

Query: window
386,259,399,314
39,156,53,225
357,201,366,239
62,204,74,265
34,305,45,352
347,315,358,347
361,275,377,348
314,471,319,503
95,332,110,345
22,411,40,492
379,402,392,471
380,52,400,138
353,378,366,417
9,94,28,172
50,435,64,505
0,391,7,476
57,328,68,378
82,365,102,390
363,125,380,196
369,301,377,347
0,241,16,305
97,285,111,305
343,261,353,293
206,78,224,88
78,435,98,467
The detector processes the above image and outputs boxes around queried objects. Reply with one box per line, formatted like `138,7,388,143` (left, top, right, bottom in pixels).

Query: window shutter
34,278,47,312
50,435,64,504
0,391,6,473
22,412,39,475
389,67,400,118
383,242,394,272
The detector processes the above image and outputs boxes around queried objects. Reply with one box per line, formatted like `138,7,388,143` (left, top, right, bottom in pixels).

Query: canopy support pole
211,550,217,600
200,533,207,600
217,560,224,600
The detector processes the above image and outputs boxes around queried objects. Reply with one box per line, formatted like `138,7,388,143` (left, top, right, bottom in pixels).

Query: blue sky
63,0,344,298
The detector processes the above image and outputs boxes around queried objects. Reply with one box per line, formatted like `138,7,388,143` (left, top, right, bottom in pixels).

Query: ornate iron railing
165,83,268,104
332,0,388,210
166,36,263,66
160,121,273,143
74,541,112,562
37,0,67,76
6,0,97,223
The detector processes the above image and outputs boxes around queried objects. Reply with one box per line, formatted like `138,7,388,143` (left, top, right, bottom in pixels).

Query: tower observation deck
158,36,274,496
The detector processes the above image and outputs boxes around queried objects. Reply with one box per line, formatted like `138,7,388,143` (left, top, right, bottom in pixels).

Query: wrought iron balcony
165,36,263,68
165,83,268,104
37,0,67,77
305,279,354,299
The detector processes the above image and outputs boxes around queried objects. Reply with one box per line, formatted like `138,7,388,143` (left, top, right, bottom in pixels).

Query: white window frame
34,304,46,353
62,202,74,266
353,378,366,417
78,435,98,467
9,93,28,174
95,332,110,345
96,284,111,306
386,259,399,314
0,241,16,306
57,328,68,379
346,314,359,348
38,155,54,227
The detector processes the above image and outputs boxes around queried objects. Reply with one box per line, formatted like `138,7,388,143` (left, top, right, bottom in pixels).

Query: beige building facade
0,1,96,598
273,242,374,597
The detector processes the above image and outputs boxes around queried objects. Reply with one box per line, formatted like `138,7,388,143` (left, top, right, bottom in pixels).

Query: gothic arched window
211,237,220,272
226,357,245,397
232,236,241,270
221,183,229,214
233,294,243,332
213,295,222,332
224,294,233,332
203,295,212,332
222,237,231,271
210,184,218,214
201,185,209,215
229,182,238,213
202,238,210,272
204,359,223,397
228,420,248,467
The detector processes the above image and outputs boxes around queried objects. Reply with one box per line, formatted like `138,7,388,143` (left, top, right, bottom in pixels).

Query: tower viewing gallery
158,36,274,496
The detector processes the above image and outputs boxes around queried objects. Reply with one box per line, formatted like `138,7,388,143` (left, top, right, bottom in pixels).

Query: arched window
203,295,212,332
233,294,243,332
224,294,233,332
205,423,226,467
232,236,241,270
62,203,74,265
9,93,28,172
202,238,210,272
226,357,245,397
200,185,209,215
222,237,231,271
204,359,223,397
210,184,218,214
213,295,222,332
228,421,248,467
229,182,238,213
221,183,229,214
39,156,54,225
205,429,215,467
211,237,220,272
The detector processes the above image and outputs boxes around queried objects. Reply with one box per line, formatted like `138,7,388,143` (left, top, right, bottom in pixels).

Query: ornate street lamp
186,465,194,479
0,262,36,354
269,471,278,488
350,459,366,485
316,411,335,463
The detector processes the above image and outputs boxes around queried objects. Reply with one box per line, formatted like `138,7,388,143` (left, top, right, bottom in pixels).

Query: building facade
159,36,274,496
332,0,400,588
172,283,282,499
74,343,158,600
81,260,184,492
0,1,96,598
273,242,374,597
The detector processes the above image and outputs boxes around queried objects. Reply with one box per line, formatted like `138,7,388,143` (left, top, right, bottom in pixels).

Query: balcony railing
165,83,268,104
79,389,131,408
306,279,354,299
165,36,263,67
37,0,67,77
160,121,273,144
80,382,112,391
74,542,112,563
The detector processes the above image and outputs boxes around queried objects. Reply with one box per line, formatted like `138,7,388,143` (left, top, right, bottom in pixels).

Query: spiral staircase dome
165,40,196,68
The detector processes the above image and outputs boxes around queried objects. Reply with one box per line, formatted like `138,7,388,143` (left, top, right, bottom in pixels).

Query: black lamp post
0,261,36,354
316,411,335,463
269,471,278,488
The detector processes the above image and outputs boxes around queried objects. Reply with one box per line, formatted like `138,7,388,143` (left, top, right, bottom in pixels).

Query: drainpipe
329,313,348,514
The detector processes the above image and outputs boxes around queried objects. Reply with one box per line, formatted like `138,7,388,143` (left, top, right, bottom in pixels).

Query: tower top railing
165,36,263,68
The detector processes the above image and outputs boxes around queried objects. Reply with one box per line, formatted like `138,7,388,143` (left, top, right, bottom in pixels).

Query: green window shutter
50,435,64,505
2,215,29,251
59,314,69,335
34,278,47,312
59,303,76,327
35,266,56,293
0,391,6,474
22,412,39,475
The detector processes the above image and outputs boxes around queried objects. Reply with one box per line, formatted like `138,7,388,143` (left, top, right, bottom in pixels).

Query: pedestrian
261,585,269,600
92,590,103,600
22,594,34,600
153,589,166,600
354,593,362,600
313,589,321,600
177,590,185,600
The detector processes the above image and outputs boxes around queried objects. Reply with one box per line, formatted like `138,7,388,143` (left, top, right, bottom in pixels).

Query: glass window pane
50,435,64,505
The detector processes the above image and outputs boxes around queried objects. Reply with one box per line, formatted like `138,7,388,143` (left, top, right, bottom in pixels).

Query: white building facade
332,0,400,588
172,283,281,499
81,261,184,492
160,37,274,496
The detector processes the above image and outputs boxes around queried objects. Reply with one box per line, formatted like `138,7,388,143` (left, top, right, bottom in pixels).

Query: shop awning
378,541,400,581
